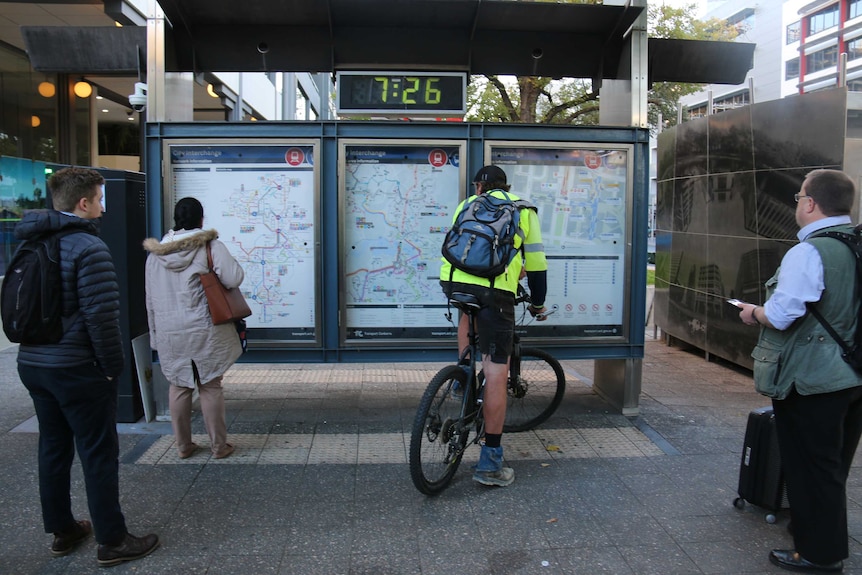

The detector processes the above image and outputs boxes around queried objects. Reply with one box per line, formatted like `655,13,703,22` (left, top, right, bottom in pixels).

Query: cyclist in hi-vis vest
440,165,548,486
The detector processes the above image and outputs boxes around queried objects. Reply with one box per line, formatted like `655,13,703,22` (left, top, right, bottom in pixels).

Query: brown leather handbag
200,242,251,325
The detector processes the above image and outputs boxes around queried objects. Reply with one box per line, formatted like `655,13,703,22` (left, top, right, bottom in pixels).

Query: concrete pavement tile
658,514,771,544
278,553,350,575
616,543,700,575
597,515,677,547
349,551,423,575
282,526,353,557
212,525,292,556
207,554,283,574
418,549,491,575
554,545,636,575
677,540,777,574
540,515,610,548
225,421,275,435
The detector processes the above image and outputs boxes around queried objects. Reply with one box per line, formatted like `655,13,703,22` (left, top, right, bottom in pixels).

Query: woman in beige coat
143,198,244,459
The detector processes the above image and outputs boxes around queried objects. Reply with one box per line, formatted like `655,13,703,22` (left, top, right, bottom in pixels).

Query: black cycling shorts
441,281,515,364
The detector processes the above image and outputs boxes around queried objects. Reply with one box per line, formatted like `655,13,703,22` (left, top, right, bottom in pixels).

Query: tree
465,2,739,130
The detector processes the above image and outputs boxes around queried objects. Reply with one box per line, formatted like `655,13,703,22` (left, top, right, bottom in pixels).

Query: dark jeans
19,362,127,545
772,385,862,564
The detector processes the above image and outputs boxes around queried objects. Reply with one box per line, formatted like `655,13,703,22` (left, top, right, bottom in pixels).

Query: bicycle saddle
448,291,482,311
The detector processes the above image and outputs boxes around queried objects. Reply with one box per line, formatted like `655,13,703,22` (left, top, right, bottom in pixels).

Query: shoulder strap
806,302,852,353
805,228,860,352
206,241,214,271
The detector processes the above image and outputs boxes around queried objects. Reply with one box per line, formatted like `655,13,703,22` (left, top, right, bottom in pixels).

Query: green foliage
465,2,739,131
15,187,45,211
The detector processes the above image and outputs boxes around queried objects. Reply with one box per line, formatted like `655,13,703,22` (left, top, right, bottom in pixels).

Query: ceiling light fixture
207,83,219,98
74,81,92,98
38,82,55,98
31,115,41,128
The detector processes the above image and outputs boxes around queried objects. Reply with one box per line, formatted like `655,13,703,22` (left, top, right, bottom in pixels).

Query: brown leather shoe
97,532,159,567
213,443,235,459
51,519,92,557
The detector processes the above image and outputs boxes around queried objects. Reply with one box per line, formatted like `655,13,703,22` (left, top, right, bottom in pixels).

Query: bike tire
409,365,471,495
503,347,565,433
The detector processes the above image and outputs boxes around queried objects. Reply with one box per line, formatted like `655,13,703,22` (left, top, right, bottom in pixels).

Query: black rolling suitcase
733,406,788,523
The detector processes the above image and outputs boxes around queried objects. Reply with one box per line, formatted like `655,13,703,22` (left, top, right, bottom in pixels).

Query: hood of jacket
142,228,218,273
15,209,98,241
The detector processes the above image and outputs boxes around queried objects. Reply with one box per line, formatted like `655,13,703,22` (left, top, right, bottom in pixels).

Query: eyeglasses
794,193,812,203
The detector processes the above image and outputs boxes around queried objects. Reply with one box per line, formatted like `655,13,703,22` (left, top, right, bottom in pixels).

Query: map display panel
342,143,463,341
169,144,317,341
491,146,630,338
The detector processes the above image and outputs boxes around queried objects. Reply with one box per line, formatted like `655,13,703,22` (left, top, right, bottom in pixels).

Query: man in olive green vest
739,169,862,574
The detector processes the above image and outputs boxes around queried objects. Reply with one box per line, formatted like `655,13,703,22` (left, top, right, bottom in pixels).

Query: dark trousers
19,363,127,545
772,385,862,564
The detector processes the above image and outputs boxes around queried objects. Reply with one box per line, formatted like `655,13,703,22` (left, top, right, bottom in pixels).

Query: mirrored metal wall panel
673,174,708,233
708,171,757,237
666,283,707,350
339,140,466,345
655,88,853,370
655,179,673,233
705,235,759,367
708,106,753,174
656,128,676,182
164,140,321,345
751,89,846,171
675,117,708,179
486,143,633,341
754,169,806,241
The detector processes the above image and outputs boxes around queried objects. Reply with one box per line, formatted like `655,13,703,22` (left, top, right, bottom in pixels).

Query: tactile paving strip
135,427,663,465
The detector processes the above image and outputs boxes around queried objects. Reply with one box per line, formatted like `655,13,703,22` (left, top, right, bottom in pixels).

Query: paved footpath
1,335,860,574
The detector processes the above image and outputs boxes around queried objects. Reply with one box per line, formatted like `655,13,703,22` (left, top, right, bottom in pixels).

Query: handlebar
515,284,558,320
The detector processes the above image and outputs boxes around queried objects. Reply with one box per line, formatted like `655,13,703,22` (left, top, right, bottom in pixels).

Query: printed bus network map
170,144,317,340
343,144,462,340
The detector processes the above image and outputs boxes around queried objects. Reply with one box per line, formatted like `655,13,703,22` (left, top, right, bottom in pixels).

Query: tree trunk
518,78,541,123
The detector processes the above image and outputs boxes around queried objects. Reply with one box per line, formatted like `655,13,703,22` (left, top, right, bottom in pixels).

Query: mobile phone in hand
727,299,747,308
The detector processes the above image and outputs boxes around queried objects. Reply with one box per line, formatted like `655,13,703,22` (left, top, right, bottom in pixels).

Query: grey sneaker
473,466,515,486
473,444,515,486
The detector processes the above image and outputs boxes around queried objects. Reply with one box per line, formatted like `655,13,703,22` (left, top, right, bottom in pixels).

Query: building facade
783,0,862,94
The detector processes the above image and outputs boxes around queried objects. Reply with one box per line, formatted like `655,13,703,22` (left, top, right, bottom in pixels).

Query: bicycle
408,286,565,495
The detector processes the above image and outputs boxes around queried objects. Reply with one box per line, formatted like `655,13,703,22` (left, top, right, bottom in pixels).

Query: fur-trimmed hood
142,228,218,272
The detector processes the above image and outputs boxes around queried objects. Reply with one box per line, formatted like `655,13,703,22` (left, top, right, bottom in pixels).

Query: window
713,92,750,111
787,21,801,44
849,38,862,61
808,4,839,35
852,0,862,19
727,8,755,34
805,45,839,73
786,58,800,79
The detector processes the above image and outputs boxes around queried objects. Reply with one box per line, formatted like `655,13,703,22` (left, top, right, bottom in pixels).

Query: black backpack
441,191,535,282
1,229,79,344
806,225,862,374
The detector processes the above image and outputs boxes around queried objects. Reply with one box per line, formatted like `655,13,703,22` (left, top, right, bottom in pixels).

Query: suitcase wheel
765,513,777,524
732,497,745,510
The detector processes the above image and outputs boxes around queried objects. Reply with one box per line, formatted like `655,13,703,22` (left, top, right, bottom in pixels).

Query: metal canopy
156,0,644,82
21,0,754,86
648,38,755,85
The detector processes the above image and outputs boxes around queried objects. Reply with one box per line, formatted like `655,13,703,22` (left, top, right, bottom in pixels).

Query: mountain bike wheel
503,347,565,433
409,365,471,495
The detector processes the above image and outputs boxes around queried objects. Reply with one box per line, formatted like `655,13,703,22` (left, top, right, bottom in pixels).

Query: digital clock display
336,72,467,116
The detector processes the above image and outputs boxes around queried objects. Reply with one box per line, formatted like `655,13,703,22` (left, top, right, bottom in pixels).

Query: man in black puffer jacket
16,167,159,567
